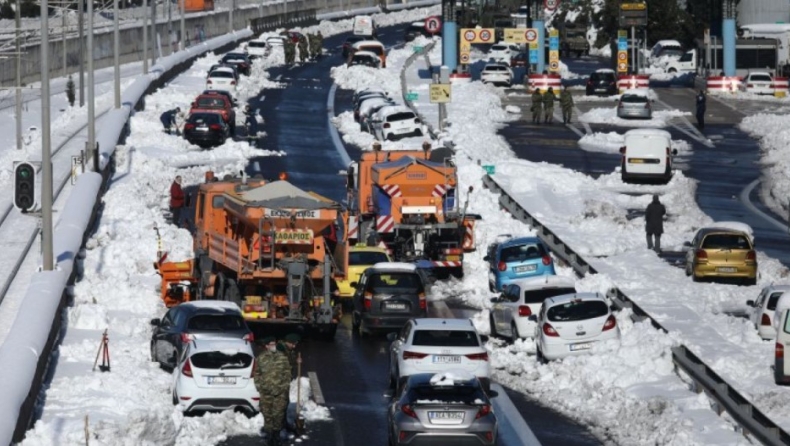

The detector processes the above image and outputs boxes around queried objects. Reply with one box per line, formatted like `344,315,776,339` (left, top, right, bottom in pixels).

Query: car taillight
401,404,418,418
746,250,756,262
230,81,236,85
243,332,255,342
586,80,592,85
602,315,617,331
207,79,212,84
180,333,194,343
209,124,222,131
383,123,391,128
666,147,671,156
484,431,494,442
618,103,624,109
403,351,429,360
465,352,489,361
475,404,492,419
184,123,195,130
363,292,372,310
414,118,420,124
777,342,784,359
541,255,552,266
182,359,193,377
695,249,708,260
497,261,506,272
419,292,427,310
761,313,772,326
747,83,754,88
542,323,559,337
518,305,532,317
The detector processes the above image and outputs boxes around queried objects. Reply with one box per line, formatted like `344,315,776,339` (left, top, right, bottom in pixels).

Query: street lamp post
15,0,21,151
114,0,120,108
180,0,185,50
78,0,84,106
143,0,148,73
41,0,53,270
88,0,95,165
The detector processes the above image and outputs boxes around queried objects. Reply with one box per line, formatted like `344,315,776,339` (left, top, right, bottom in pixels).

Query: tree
19,0,39,17
0,2,13,19
66,75,75,107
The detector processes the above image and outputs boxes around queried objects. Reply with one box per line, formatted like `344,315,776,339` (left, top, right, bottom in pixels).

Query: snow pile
578,131,692,154
740,113,790,218
429,370,476,386
290,377,331,421
579,107,691,128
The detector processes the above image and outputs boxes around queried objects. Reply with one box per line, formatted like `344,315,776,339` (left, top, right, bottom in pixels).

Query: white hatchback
534,292,620,362
490,275,577,340
480,63,514,87
206,67,237,91
388,318,491,392
172,337,259,415
246,39,267,59
740,72,774,95
488,43,520,63
371,105,423,141
748,285,790,340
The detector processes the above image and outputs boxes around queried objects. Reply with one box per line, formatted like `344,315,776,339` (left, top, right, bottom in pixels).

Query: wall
738,0,790,26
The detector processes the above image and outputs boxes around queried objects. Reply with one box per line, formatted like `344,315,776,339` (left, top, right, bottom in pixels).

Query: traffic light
14,162,36,212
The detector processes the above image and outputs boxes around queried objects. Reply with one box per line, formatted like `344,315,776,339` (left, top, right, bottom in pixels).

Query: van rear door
624,133,669,175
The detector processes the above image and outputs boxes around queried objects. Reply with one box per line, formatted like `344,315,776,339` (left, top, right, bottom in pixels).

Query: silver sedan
616,93,653,119
387,373,498,446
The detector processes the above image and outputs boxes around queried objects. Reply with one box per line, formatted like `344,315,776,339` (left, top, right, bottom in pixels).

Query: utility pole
114,0,120,108
41,0,54,271
88,0,95,164
78,0,84,106
229,0,233,34
167,0,171,54
180,0,185,50
15,0,21,151
62,5,67,77
150,0,156,66
143,0,148,73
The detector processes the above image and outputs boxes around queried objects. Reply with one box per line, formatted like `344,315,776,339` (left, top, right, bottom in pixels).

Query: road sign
549,60,559,72
479,29,493,42
549,51,559,62
617,61,627,72
463,29,477,42
460,52,470,64
406,92,418,101
413,45,424,54
483,165,495,175
619,2,648,28
545,0,559,11
461,28,495,44
430,84,451,103
504,28,536,44
549,37,559,51
618,41,628,51
617,51,627,61
425,16,442,34
525,29,538,42
529,50,538,64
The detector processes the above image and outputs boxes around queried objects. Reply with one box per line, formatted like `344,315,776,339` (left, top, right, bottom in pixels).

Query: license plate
246,296,262,305
428,411,464,422
514,264,537,273
445,255,460,261
207,376,237,385
432,355,461,364
717,267,737,273
386,302,407,310
395,127,411,134
628,158,644,164
569,342,592,352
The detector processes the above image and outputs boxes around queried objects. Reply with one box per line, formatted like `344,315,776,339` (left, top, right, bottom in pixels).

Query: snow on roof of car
377,105,414,117
353,50,379,59
546,291,605,306
507,275,576,290
210,67,235,75
740,23,790,34
353,40,384,48
653,39,682,48
412,318,474,329
189,337,253,355
371,261,417,271
429,370,476,386
500,236,541,247
594,68,615,73
181,300,242,311
624,128,672,139
702,221,754,240
621,88,651,97
764,284,790,292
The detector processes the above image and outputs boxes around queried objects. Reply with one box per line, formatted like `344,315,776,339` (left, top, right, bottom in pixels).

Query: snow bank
578,131,692,154
740,113,790,218
579,107,690,128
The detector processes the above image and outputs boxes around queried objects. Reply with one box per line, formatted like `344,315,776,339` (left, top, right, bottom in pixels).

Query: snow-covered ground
740,113,790,222
579,106,691,128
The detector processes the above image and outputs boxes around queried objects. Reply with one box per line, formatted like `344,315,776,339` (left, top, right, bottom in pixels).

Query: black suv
585,69,618,96
150,301,253,370
352,263,429,336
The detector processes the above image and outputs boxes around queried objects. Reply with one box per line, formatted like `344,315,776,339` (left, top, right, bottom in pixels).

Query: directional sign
406,92,418,101
618,41,628,51
529,50,538,64
413,45,424,54
549,52,559,62
545,0,559,10
425,16,442,34
429,84,451,103
504,28,527,44
619,2,648,27
483,165,495,175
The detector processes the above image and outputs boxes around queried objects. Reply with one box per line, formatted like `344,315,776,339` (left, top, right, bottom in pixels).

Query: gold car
336,245,391,299
684,225,757,285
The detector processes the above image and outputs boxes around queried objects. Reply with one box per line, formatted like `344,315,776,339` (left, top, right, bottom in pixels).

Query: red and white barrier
450,72,472,84
617,75,649,93
527,74,562,93
773,77,788,97
706,76,742,93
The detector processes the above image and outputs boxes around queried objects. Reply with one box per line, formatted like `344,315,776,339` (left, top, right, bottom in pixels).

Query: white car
358,97,395,131
619,128,677,184
747,285,790,340
370,105,423,141
740,72,774,95
388,318,491,392
480,63,514,87
490,275,577,340
488,43,520,63
172,337,259,415
534,292,620,362
245,39,267,59
206,67,237,91
266,36,286,49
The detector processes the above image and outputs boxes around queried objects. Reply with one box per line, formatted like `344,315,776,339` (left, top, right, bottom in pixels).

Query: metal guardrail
481,173,790,446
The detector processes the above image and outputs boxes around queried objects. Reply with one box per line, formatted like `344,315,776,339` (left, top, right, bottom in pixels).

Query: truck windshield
679,52,693,62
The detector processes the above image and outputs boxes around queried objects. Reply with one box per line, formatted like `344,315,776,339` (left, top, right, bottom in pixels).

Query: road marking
549,108,584,138
275,74,282,81
491,384,543,446
739,179,789,232
327,83,352,167
654,97,715,148
252,160,261,172
308,371,326,405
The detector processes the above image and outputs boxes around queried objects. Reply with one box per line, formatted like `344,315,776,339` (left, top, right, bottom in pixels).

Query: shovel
294,352,306,436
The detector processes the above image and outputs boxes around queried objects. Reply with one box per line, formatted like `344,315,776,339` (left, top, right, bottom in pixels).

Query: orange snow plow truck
344,144,478,278
154,172,346,339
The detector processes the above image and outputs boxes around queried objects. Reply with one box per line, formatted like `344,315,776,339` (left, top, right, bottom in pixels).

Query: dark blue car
484,236,555,292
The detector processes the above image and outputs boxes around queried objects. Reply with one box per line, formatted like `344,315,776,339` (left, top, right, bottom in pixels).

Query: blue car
484,236,555,292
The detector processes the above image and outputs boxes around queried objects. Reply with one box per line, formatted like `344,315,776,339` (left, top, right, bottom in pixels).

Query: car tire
511,323,520,342
150,341,157,363
488,282,495,292
668,68,677,73
692,273,701,283
172,390,178,406
386,133,395,141
684,262,692,276
536,347,547,365
489,315,499,339
352,311,361,332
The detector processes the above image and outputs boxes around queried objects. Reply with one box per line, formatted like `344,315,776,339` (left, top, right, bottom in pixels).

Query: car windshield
591,72,614,81
188,114,221,124
248,41,266,48
359,46,383,55
701,233,751,250
523,287,576,304
486,66,507,72
190,351,252,370
566,31,584,38
387,112,416,122
349,251,389,266
679,52,693,62
411,329,480,347
491,45,506,51
196,98,225,108
406,385,485,405
368,272,421,291
500,243,545,262
210,71,234,78
621,94,648,103
751,74,772,82
187,314,245,330
546,300,609,322
661,48,684,58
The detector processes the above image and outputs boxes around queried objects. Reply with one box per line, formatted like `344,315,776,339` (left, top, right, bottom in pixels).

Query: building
739,0,790,26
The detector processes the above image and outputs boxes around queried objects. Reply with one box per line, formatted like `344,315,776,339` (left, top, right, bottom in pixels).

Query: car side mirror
386,332,398,342
150,318,161,326
490,297,500,304
746,300,755,307
671,149,678,156
527,315,537,322
483,255,490,262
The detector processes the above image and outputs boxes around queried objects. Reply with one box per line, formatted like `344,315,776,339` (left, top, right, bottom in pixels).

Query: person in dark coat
244,105,257,142
160,107,181,135
695,90,706,130
170,175,185,228
645,194,666,252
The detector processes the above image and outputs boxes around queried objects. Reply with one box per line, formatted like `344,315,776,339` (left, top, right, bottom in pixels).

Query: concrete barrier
706,76,742,93
617,74,649,93
527,73,561,93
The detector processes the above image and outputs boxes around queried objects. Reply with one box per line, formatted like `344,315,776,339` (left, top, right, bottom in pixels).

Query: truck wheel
668,68,677,73
225,279,241,307
450,267,464,279
489,315,498,338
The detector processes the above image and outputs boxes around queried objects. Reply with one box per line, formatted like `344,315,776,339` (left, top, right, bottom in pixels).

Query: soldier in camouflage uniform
530,89,543,124
542,87,557,124
283,39,295,64
277,333,301,379
559,86,574,124
314,31,324,59
254,336,292,446
297,34,308,63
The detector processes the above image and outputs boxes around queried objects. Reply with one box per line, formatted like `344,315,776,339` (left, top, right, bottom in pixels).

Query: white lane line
654,98,715,148
551,108,584,138
252,161,261,172
491,384,543,446
327,83,352,167
573,106,592,135
739,179,789,232
308,371,326,405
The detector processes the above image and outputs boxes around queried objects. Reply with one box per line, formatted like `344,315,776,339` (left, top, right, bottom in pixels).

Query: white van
353,15,376,37
775,306,790,384
619,129,677,183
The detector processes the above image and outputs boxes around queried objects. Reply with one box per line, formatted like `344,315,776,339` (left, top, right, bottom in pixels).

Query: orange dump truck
344,145,477,278
155,173,346,339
